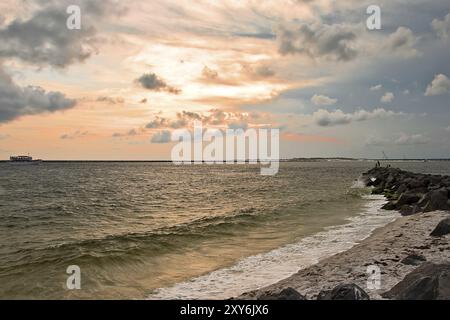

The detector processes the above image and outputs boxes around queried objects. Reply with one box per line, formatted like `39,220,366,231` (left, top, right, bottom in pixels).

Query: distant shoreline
1,158,450,163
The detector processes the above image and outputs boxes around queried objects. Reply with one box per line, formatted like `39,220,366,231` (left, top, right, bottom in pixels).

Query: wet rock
401,253,427,266
382,263,450,300
257,287,306,300
382,201,397,210
317,283,370,300
430,218,450,237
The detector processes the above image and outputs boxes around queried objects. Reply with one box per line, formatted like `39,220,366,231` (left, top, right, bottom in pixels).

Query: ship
9,155,43,164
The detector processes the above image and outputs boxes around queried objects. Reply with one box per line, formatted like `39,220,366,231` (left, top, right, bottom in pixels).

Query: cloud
145,109,254,130
0,0,123,68
146,116,168,129
370,84,382,91
432,13,450,39
112,129,139,138
151,130,171,143
311,94,337,106
366,133,430,146
313,108,403,127
380,92,395,103
60,130,89,140
445,126,450,132
201,66,219,80
383,27,419,58
365,136,391,146
136,73,180,94
276,22,358,61
228,121,249,130
394,133,430,145
0,68,76,123
425,74,450,96
0,133,10,140
97,96,125,104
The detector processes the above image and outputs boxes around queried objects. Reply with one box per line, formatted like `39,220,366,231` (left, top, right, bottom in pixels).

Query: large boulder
382,263,450,300
257,287,306,300
396,193,421,206
399,205,421,216
317,283,370,300
422,188,449,212
430,218,450,237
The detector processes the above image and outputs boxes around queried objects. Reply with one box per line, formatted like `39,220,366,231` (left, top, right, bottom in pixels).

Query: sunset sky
0,0,450,160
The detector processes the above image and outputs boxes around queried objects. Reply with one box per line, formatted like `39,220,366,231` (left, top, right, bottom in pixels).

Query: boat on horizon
9,155,43,164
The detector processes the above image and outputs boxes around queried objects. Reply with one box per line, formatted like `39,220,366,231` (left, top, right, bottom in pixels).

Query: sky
0,0,450,160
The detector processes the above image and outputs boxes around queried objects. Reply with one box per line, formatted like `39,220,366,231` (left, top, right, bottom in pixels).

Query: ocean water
1,160,449,299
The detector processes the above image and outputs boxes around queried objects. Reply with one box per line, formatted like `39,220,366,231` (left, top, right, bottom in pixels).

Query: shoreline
148,194,397,300
237,167,450,300
238,210,449,299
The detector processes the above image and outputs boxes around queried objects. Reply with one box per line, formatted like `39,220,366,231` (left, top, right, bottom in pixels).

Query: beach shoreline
237,210,449,299
237,167,450,300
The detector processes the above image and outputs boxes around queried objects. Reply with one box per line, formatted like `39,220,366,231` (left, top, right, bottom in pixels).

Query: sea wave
147,195,399,300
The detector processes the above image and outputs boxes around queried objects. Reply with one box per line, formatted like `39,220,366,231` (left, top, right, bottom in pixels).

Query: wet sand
238,211,450,299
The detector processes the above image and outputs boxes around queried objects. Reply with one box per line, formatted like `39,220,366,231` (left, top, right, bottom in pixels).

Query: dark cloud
136,73,181,94
0,0,124,68
0,68,76,123
277,23,358,61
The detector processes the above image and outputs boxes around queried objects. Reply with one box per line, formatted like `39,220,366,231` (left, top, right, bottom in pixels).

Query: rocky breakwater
362,167,450,216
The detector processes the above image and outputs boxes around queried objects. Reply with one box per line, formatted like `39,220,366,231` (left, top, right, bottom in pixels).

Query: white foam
147,195,398,300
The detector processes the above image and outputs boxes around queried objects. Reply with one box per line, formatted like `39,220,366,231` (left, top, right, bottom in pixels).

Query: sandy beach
239,210,449,299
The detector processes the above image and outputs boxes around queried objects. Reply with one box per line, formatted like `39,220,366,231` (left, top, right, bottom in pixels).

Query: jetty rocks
362,167,450,216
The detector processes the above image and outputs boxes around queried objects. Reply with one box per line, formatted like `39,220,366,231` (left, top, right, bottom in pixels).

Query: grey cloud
0,0,122,68
0,68,76,123
395,133,430,145
145,109,254,130
383,27,419,57
146,116,169,129
277,23,358,61
112,128,140,138
151,130,172,143
97,96,125,104
313,108,404,127
365,133,429,146
136,73,180,94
